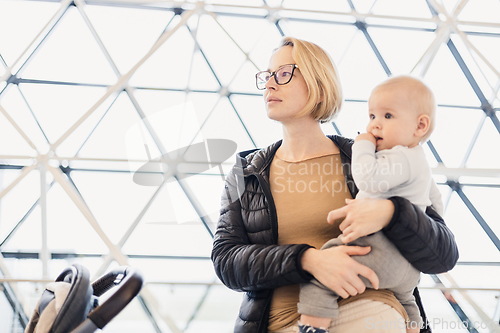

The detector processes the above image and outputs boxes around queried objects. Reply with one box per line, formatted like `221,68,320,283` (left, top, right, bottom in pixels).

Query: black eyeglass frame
255,64,299,90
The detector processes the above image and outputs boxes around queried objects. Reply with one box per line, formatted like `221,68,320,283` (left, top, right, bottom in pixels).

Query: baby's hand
355,132,376,145
329,198,394,243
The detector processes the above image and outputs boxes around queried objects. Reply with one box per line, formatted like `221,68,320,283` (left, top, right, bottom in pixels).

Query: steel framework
0,0,499,332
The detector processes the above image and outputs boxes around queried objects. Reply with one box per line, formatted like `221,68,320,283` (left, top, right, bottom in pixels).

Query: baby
297,75,443,333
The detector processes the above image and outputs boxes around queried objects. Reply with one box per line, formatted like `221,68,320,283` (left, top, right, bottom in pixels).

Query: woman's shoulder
327,135,354,157
233,139,283,174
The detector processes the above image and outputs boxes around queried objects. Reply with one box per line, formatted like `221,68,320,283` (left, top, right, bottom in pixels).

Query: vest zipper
255,173,279,244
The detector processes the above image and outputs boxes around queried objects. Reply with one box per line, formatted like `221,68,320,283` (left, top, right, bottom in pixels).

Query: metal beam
183,283,214,331
74,92,121,157
443,272,500,333
1,281,29,329
39,161,49,279
50,3,203,151
17,85,50,145
137,295,162,333
91,177,171,280
355,20,391,76
46,163,182,333
176,177,215,238
0,181,55,248
331,122,342,136
186,25,223,88
446,39,500,134
429,274,479,333
0,0,72,84
450,181,500,252
0,253,29,329
0,164,37,201
227,95,257,148
459,113,487,168
0,104,37,151
433,166,500,178
411,24,449,77
447,40,488,104
426,140,444,164
0,251,210,260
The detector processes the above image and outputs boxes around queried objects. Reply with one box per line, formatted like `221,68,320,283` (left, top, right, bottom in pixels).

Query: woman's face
264,46,309,123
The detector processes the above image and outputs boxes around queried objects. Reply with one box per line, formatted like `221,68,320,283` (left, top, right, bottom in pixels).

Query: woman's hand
301,247,379,298
328,198,394,244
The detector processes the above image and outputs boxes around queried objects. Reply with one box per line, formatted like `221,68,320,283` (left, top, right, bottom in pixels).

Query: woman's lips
266,96,282,104
267,99,281,105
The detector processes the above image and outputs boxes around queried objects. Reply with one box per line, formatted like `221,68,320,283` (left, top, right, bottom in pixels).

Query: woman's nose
265,75,277,90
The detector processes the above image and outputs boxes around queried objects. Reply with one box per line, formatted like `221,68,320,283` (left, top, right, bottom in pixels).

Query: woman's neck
277,117,339,162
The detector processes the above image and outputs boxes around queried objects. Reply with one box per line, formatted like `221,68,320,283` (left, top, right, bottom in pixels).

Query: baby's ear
415,114,430,137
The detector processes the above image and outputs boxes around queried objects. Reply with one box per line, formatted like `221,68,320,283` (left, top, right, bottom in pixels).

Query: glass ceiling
0,0,499,332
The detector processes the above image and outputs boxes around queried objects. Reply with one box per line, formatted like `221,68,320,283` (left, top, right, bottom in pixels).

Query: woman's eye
385,113,392,119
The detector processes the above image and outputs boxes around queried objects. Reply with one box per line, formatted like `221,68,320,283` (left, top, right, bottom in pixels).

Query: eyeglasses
255,64,298,90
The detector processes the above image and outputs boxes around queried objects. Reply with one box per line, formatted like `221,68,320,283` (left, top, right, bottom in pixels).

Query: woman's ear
415,114,430,137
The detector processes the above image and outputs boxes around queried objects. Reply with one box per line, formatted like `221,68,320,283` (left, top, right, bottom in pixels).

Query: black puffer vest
212,135,458,333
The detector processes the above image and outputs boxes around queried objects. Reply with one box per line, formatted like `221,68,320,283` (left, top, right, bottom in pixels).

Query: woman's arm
384,196,458,273
211,169,313,292
328,197,459,274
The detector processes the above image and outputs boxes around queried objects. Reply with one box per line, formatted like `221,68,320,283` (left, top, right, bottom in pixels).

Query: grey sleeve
429,180,444,216
352,141,411,194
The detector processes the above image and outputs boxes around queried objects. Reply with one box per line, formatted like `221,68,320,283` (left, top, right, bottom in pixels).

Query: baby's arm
429,180,444,216
352,140,411,193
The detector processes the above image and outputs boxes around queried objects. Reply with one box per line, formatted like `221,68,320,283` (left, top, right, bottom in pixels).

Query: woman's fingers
340,246,379,290
305,246,379,298
322,271,363,298
341,246,380,289
344,246,379,289
355,263,380,289
344,271,367,295
342,245,371,256
340,280,359,298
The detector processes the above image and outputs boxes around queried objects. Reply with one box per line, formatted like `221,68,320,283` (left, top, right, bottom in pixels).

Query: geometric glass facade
0,0,499,332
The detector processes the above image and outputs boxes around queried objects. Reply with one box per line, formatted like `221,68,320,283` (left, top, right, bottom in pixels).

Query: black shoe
298,324,329,333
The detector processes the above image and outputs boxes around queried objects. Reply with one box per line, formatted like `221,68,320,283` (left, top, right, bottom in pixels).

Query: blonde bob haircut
371,75,436,142
276,37,343,123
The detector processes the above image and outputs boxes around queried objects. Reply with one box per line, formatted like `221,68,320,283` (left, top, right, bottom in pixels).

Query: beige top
268,153,408,332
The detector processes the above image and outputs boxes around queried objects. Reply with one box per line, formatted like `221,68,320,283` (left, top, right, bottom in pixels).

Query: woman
211,37,458,333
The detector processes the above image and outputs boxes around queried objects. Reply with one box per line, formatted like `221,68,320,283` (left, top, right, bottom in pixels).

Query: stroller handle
91,266,131,297
73,266,143,332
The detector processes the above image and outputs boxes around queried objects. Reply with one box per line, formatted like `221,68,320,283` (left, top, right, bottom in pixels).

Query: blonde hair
372,75,436,142
276,37,342,123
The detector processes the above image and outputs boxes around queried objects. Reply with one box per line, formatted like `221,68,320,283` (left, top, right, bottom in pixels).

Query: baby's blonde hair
276,37,343,123
372,75,436,142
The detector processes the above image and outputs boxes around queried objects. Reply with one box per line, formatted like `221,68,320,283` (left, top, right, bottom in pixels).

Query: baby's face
367,88,422,151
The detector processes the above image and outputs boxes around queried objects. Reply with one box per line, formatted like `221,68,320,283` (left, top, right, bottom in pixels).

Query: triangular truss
0,0,499,332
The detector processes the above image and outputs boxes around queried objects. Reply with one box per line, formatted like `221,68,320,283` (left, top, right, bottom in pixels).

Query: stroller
24,264,143,333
